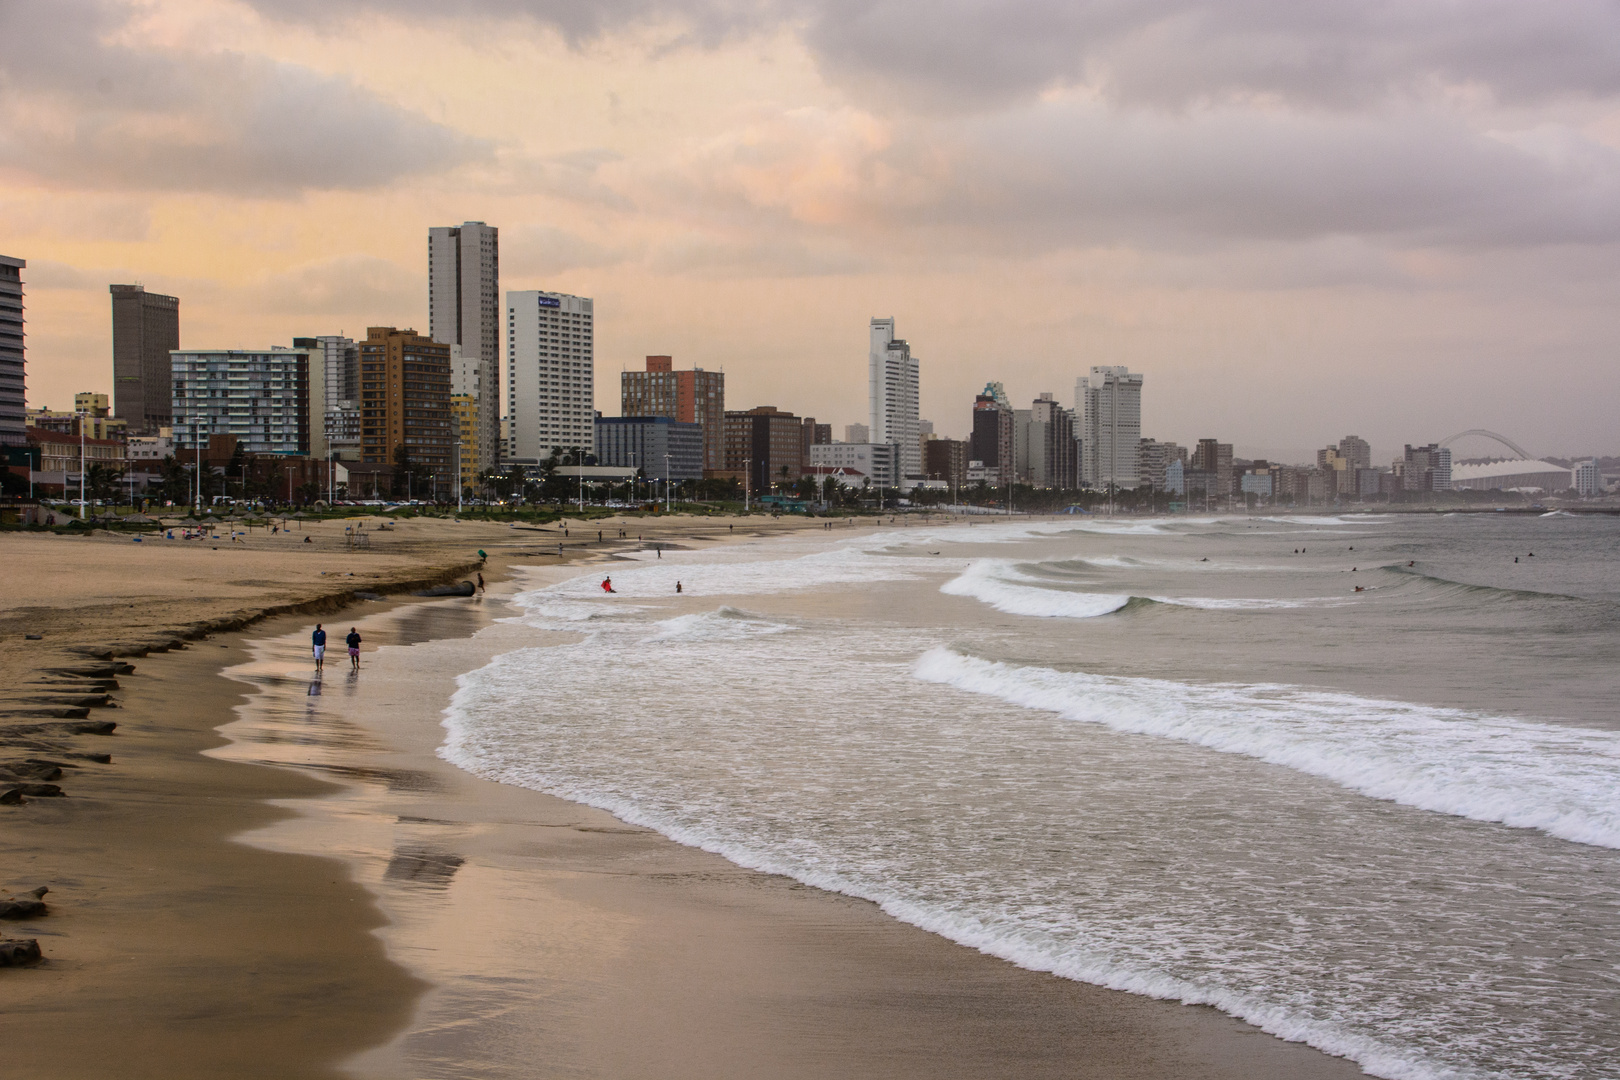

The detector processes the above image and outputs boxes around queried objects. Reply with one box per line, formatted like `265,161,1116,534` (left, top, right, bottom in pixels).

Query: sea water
442,514,1620,1080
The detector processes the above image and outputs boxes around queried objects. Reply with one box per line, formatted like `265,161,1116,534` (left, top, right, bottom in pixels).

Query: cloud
0,0,491,195
502,225,632,277
255,255,420,319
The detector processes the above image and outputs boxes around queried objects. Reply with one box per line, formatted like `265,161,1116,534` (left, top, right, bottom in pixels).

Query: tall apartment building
620,355,725,472
1397,444,1452,492
505,290,593,462
359,327,453,484
0,255,24,447
970,385,1014,486
869,318,921,477
844,422,869,444
294,336,360,459
1190,438,1234,497
170,345,323,456
801,416,831,458
429,222,499,471
110,284,180,434
1138,438,1186,490
451,393,478,493
723,406,804,494
1337,435,1371,472
1030,393,1077,489
1076,366,1143,490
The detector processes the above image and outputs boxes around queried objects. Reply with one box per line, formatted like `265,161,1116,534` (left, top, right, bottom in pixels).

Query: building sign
538,296,561,309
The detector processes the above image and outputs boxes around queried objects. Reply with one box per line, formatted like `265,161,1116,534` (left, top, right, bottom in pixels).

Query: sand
0,515,1369,1078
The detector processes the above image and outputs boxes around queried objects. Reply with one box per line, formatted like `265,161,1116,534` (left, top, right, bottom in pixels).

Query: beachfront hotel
868,318,921,480
110,283,180,436
504,289,594,463
429,222,500,473
620,355,726,473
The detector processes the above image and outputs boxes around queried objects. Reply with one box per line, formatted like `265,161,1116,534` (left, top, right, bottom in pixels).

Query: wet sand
3,517,1370,1078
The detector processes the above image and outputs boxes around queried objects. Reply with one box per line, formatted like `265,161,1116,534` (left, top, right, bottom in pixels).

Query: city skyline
5,1,1619,464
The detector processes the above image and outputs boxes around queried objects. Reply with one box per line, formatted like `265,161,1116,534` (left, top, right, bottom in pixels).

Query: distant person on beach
477,572,485,594
676,581,683,593
601,576,615,593
346,628,361,670
312,624,327,672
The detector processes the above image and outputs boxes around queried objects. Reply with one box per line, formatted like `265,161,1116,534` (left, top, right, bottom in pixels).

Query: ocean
441,513,1620,1080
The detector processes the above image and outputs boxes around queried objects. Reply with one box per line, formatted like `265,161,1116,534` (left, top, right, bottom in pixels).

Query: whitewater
441,513,1620,1080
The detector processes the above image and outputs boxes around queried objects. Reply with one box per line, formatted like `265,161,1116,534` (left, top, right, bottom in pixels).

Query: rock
23,634,42,640
2,784,63,799
0,887,48,919
0,790,23,805
412,581,475,598
353,591,384,601
0,763,63,781
3,719,116,736
0,938,42,966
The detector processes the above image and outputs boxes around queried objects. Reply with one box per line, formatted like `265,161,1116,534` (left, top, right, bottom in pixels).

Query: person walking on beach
312,624,327,672
345,627,362,671
676,580,683,594
476,572,485,595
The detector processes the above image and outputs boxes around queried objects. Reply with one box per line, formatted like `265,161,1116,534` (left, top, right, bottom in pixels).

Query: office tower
1076,366,1143,489
1573,460,1601,496
723,405,804,494
506,290,593,462
844,422,869,444
171,344,324,457
110,284,180,434
620,355,726,472
970,384,1014,485
429,222,500,472
924,437,967,488
359,328,453,483
0,255,24,447
1399,444,1452,492
1190,438,1234,492
869,318,921,477
594,416,704,481
1013,408,1034,483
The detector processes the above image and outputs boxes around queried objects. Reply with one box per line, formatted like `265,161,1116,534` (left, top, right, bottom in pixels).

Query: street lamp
77,408,86,519
664,452,671,512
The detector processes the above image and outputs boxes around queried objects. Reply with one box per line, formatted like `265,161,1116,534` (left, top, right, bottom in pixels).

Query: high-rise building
0,255,24,447
1138,438,1186,490
1076,366,1142,490
171,345,323,457
110,284,180,434
1338,435,1371,473
1397,444,1452,492
1191,438,1234,497
924,436,968,488
844,422,869,444
1572,460,1602,496
594,415,704,481
620,355,726,473
809,441,896,486
1031,393,1077,489
505,290,593,462
869,318,921,478
970,385,1014,486
451,393,478,493
429,222,500,471
359,327,453,484
723,405,804,494
294,336,360,460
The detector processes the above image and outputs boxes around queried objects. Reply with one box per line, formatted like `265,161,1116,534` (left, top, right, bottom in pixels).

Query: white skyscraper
429,222,499,471
505,290,594,462
1076,366,1143,489
869,317,921,478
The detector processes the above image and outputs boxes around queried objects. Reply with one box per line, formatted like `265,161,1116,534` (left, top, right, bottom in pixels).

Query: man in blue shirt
312,624,327,672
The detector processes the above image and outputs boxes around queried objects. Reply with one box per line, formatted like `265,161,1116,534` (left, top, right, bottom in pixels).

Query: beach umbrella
125,514,158,524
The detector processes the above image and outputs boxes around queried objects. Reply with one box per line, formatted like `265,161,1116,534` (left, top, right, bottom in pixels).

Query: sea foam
914,647,1620,850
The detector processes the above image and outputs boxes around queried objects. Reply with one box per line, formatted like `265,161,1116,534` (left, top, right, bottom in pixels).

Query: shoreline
5,517,1371,1077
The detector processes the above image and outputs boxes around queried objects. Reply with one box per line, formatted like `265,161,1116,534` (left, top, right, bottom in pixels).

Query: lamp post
744,458,751,512
194,419,204,518
77,409,86,519
664,452,671,512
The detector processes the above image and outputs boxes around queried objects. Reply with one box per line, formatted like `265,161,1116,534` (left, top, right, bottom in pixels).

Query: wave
644,606,794,644
914,648,1620,851
1381,563,1588,604
941,560,1132,618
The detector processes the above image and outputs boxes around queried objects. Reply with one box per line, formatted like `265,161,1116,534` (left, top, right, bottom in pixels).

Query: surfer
601,576,616,593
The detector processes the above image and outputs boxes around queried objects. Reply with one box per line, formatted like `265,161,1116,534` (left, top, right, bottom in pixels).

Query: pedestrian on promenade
312,624,327,672
346,628,362,670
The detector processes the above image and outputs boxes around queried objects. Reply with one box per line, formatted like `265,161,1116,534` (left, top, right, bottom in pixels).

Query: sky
3,0,1619,464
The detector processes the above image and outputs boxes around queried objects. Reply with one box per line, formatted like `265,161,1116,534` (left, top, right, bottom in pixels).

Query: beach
0,513,1378,1078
